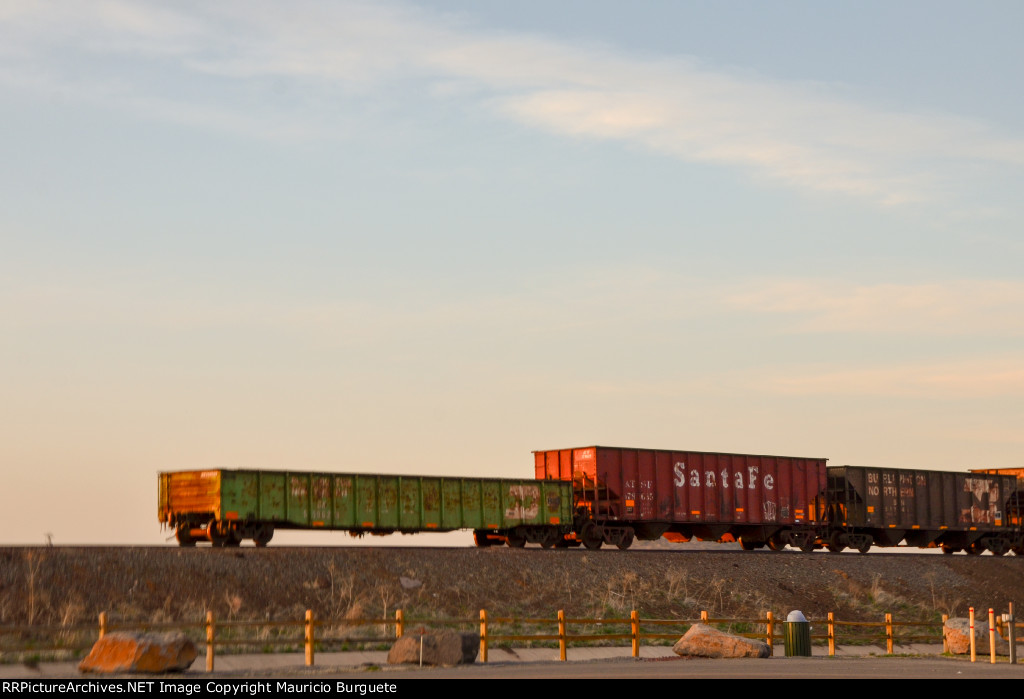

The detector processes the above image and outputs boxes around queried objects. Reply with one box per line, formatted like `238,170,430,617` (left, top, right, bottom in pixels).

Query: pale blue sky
1,1,1022,545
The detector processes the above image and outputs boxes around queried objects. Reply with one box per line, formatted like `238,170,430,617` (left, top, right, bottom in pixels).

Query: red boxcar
534,446,828,550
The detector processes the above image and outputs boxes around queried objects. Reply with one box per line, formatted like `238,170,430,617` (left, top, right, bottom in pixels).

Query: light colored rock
387,630,479,666
672,623,771,659
79,632,197,674
944,617,1010,655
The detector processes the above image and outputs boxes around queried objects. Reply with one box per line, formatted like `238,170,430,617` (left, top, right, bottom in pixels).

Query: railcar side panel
532,446,827,535
828,466,1019,533
160,470,575,544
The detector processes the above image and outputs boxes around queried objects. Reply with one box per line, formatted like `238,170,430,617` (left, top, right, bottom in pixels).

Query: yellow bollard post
395,609,403,638
305,609,314,667
558,610,566,662
970,607,976,662
989,608,996,664
480,609,488,663
631,610,639,658
1009,603,1017,665
766,611,774,653
206,611,215,673
828,612,835,657
886,613,893,655
701,610,709,623
941,614,948,655
98,611,107,640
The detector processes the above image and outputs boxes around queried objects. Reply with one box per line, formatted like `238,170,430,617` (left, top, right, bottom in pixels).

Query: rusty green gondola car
158,469,575,547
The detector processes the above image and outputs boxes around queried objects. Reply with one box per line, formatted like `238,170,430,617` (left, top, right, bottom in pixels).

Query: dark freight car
971,467,1024,479
534,446,828,550
825,466,1024,554
159,470,574,547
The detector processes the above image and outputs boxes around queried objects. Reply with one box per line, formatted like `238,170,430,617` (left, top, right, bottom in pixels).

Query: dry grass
0,545,1015,655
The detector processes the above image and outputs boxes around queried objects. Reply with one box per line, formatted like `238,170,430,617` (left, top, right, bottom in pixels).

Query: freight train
158,446,1024,554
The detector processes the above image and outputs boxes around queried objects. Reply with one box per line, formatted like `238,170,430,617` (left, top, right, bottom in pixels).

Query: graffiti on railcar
962,477,1000,524
505,484,540,519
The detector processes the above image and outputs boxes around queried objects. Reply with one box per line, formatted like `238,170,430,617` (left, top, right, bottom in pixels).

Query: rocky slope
3,545,1021,639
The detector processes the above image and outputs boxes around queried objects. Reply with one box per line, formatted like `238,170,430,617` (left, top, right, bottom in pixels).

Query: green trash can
784,610,811,657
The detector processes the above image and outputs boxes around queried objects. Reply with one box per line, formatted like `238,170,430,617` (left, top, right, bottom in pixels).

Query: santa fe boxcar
534,445,828,551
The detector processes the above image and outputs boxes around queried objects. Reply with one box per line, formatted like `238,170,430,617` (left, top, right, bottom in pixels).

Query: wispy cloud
7,266,1023,345
2,1,1022,204
724,279,1024,335
756,358,1024,398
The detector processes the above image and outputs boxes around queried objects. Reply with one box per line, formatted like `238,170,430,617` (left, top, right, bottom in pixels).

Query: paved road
5,644,1024,679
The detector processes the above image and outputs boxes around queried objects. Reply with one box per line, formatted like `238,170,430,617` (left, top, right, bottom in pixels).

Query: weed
25,552,43,625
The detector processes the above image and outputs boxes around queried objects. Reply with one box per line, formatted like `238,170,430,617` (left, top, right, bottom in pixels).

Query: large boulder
673,623,771,659
79,632,198,674
944,617,1009,655
387,630,479,666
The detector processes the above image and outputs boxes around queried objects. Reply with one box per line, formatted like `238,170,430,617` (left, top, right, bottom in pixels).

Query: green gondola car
158,469,575,548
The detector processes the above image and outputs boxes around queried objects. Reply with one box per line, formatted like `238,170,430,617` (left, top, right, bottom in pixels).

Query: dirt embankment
3,546,1021,632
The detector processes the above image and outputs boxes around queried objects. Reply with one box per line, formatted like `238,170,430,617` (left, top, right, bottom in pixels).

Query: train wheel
826,532,845,554
616,530,634,550
540,531,561,549
473,530,492,548
766,535,785,551
739,538,759,551
580,522,603,550
506,531,526,548
207,520,228,547
941,543,959,555
1012,547,1024,556
857,541,871,554
175,525,195,547
985,539,1010,556
253,524,274,548
966,542,985,555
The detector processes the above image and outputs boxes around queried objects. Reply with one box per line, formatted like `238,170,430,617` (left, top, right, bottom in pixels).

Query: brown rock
673,623,771,658
387,630,479,666
79,632,197,674
943,617,1009,656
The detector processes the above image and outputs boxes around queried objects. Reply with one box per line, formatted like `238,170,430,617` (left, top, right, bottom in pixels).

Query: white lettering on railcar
666,465,774,493
673,462,686,487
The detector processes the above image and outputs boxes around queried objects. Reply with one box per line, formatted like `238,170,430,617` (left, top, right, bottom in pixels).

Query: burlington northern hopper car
823,466,1024,554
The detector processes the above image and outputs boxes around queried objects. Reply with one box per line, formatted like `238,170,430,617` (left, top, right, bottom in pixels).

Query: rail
2,607,1020,670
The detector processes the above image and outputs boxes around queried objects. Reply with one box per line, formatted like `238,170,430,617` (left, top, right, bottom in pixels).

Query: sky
1,1,1022,545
